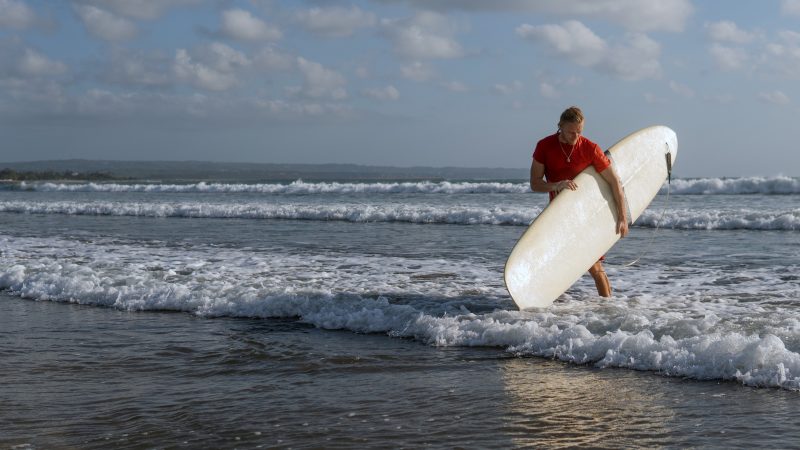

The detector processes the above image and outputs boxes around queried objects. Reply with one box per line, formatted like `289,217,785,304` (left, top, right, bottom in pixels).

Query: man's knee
588,261,604,276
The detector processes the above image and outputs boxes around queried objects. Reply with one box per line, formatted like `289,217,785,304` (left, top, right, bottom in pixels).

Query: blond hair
558,106,584,128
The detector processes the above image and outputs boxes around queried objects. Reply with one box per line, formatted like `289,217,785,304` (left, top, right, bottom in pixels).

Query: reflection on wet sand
501,358,674,448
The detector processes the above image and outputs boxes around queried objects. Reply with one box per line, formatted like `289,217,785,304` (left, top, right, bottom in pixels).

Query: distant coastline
0,159,528,183
0,168,120,182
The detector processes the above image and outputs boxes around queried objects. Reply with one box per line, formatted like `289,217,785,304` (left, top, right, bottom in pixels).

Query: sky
2,1,800,177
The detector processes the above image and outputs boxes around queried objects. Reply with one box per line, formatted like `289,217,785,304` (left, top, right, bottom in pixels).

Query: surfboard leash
623,143,673,268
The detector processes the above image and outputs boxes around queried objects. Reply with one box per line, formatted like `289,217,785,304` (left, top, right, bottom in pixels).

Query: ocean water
1,175,799,448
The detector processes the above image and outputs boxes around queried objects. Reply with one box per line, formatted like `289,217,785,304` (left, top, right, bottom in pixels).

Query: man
529,106,629,297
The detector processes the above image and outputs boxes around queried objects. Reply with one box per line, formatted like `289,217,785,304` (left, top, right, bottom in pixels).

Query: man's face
560,121,583,145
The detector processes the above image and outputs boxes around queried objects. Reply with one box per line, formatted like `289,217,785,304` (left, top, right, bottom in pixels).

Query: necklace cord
558,139,576,162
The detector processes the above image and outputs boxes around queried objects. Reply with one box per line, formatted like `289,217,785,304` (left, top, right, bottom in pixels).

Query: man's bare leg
588,260,611,297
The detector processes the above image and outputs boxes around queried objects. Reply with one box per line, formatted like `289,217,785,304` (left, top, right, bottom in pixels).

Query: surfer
529,106,629,297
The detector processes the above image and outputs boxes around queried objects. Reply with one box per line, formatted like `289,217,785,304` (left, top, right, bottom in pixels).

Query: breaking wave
662,176,800,195
2,235,800,390
1,200,798,230
4,176,799,195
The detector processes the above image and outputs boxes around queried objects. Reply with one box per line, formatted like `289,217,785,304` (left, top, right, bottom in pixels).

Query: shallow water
4,295,800,449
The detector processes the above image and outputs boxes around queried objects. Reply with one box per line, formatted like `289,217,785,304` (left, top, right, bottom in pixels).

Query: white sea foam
661,176,800,195
0,200,539,225
10,176,800,195
2,200,799,230
637,208,800,231
18,180,531,194
1,235,799,390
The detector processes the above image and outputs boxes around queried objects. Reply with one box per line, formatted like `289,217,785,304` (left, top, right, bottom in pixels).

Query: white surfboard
504,125,678,309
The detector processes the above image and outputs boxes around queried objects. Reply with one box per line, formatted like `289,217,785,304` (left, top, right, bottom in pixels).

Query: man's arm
599,166,629,237
530,159,577,193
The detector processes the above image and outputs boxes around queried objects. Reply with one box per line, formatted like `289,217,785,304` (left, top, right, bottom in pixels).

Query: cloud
517,21,606,66
19,48,68,76
492,80,523,95
704,27,800,78
603,33,661,80
362,85,400,100
0,78,69,114
100,48,172,87
758,90,790,105
777,29,800,45
0,0,38,29
73,0,200,21
74,4,138,41
253,46,294,72
204,42,250,72
702,22,800,79
47,89,235,120
293,57,347,100
355,66,370,79
296,6,377,37
781,0,800,16
709,43,748,71
255,98,353,118
669,80,694,98
574,0,693,32
76,88,135,115
375,0,693,32
706,21,757,44
174,43,250,91
0,40,69,113
518,21,661,80
382,11,464,60
643,92,666,104
400,61,434,81
539,82,559,99
702,93,735,104
0,40,68,79
763,30,800,78
533,74,579,99
174,50,237,91
441,80,468,92
220,8,282,42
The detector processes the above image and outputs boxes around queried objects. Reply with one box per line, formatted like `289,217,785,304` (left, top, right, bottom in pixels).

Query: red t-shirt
533,133,610,200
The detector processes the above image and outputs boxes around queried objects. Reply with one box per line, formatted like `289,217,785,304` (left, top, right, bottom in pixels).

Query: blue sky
2,0,800,177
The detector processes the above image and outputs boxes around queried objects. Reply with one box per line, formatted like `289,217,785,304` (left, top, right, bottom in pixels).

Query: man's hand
556,179,578,192
599,166,629,238
617,217,629,237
